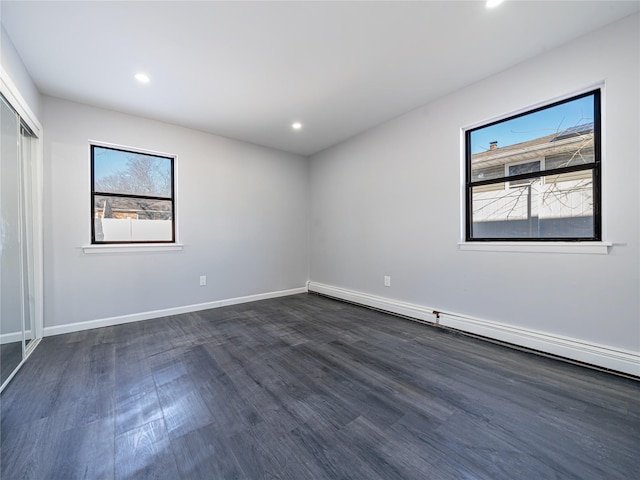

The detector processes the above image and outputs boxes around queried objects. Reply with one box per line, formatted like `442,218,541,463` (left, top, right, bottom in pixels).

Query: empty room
1,1,638,479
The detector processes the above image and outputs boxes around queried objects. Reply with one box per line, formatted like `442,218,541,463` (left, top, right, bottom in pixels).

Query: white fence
99,218,172,242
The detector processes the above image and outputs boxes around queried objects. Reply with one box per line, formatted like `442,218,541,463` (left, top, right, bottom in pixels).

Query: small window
465,90,600,241
91,144,175,243
506,159,544,188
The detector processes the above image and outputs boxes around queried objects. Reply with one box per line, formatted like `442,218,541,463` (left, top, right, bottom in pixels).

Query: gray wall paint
43,97,308,328
0,23,41,119
309,14,640,352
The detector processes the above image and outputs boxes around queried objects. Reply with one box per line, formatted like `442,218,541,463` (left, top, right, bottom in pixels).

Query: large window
91,144,175,243
465,90,601,241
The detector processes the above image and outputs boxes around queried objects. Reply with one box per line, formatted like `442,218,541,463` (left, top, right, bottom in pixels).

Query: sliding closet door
0,95,24,386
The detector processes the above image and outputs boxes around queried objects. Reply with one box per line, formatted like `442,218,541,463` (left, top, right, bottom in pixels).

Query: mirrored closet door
1,93,40,391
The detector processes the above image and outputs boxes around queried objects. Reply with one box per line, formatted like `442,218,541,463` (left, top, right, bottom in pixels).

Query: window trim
458,241,611,255
464,89,601,242
90,142,177,245
82,243,183,254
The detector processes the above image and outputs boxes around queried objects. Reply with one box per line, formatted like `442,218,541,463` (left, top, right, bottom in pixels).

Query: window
506,159,544,188
91,144,175,243
465,90,600,241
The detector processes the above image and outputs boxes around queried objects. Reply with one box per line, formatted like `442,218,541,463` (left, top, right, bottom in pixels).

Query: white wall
43,97,308,330
0,23,41,120
309,14,639,371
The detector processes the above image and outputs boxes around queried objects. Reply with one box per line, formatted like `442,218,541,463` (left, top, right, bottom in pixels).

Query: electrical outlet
384,275,391,287
199,275,207,286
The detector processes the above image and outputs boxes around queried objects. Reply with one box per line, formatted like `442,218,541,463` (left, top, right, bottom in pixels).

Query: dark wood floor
1,293,638,479
1,341,22,385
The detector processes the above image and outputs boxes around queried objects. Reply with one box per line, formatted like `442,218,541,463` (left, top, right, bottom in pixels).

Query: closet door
0,95,24,386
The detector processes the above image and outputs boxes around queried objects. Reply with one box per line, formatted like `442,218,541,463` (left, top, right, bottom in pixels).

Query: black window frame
90,144,176,244
465,89,601,242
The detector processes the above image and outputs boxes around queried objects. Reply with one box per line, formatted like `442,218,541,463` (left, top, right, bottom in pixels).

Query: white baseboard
0,330,33,345
0,331,22,345
43,286,308,337
308,281,640,377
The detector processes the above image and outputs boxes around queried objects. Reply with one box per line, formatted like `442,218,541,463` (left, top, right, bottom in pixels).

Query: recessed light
291,122,303,130
135,73,150,84
486,0,505,8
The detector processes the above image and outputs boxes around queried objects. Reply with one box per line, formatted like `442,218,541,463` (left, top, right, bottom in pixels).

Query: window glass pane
93,195,173,242
470,94,595,182
93,146,172,198
471,171,594,239
508,160,541,186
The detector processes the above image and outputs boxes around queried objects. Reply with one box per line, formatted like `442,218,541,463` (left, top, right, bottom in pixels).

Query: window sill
83,243,184,254
458,241,612,255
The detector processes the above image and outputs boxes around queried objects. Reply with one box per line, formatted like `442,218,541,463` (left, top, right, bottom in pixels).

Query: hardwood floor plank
115,419,179,480
114,350,155,402
287,420,386,480
0,416,48,479
170,423,246,480
246,422,336,480
226,428,287,480
114,386,163,435
53,418,115,479
156,374,215,440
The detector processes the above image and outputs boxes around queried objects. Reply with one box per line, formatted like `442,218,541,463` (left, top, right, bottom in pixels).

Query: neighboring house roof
551,123,594,141
471,123,594,169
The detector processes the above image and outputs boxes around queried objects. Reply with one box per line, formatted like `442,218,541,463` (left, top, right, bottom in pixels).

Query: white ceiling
2,1,638,156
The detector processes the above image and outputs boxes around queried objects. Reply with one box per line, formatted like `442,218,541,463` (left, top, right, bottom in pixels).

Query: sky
470,93,595,154
93,146,171,181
